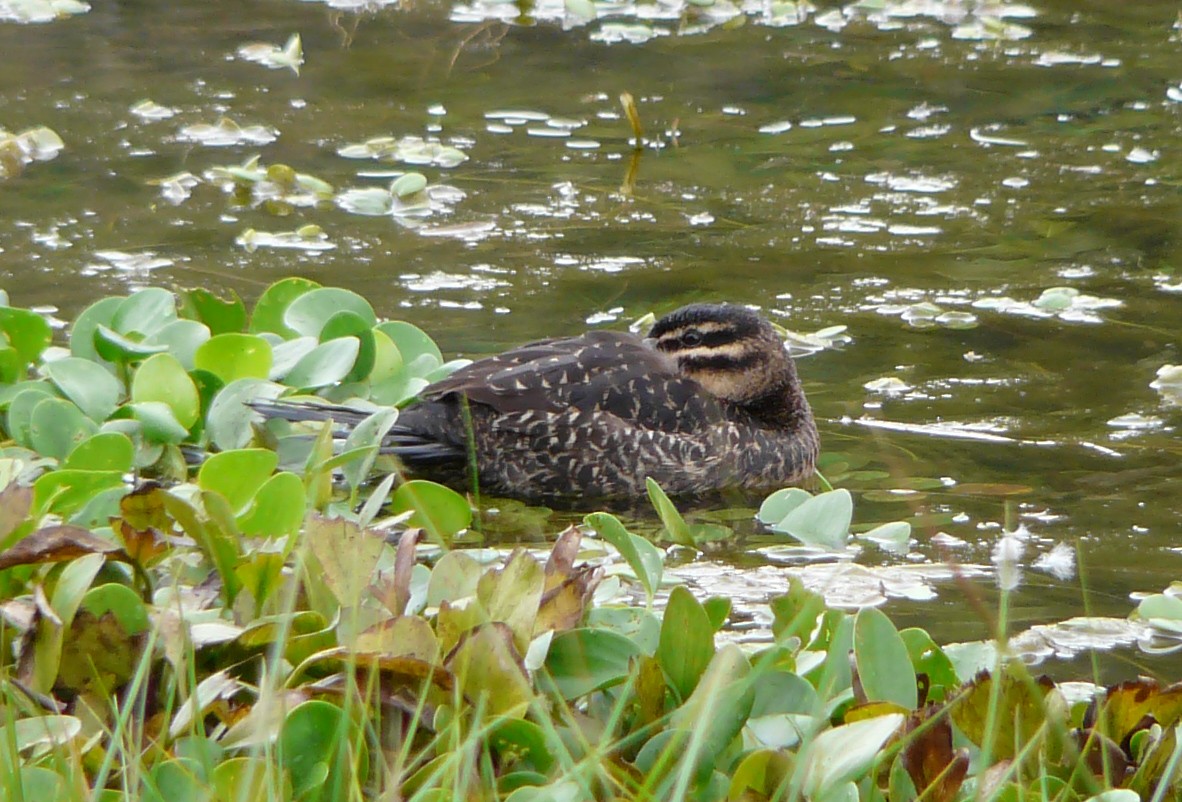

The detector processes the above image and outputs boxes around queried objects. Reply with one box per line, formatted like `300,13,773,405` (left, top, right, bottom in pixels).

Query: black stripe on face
680,351,762,372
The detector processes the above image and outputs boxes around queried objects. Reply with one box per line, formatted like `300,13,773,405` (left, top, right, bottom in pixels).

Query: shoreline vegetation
1,280,1179,801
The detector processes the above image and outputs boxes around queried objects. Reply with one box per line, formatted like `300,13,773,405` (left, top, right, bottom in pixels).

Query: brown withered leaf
901,707,969,802
0,484,32,542
950,668,1057,761
0,526,127,571
534,564,602,635
1072,727,1129,781
115,518,168,566
293,646,455,693
544,525,582,591
446,622,531,717
378,527,420,616
118,482,172,532
1084,679,1182,746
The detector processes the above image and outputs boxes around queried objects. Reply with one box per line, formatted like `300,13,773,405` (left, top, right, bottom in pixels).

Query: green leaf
94,324,168,363
180,287,247,335
771,488,852,550
82,582,150,634
6,384,58,448
800,714,904,798
34,470,126,519
646,477,694,547
129,402,190,445
389,480,471,544
284,288,376,338
64,432,134,472
29,397,98,461
341,407,399,492
238,472,306,537
250,277,321,336
194,333,273,383
44,357,121,422
199,449,279,515
757,487,812,526
0,346,22,383
320,311,376,383
543,628,643,700
283,337,360,389
69,295,123,361
143,319,211,371
374,320,443,369
0,306,51,366
205,378,283,451
854,607,917,710
584,512,662,604
111,287,177,336
280,702,365,798
132,352,200,428
657,586,715,700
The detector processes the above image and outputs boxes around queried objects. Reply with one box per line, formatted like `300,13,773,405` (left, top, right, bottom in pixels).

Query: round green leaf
144,319,211,371
543,628,643,700
64,432,134,472
374,320,443,368
0,306,51,366
757,487,812,526
129,401,190,445
389,480,471,543
111,287,177,337
250,277,321,337
206,378,283,451
199,448,279,514
82,583,150,635
34,469,126,519
0,346,22,384
320,312,376,383
194,333,273,383
238,472,306,537
369,329,404,383
283,288,376,339
180,287,246,335
131,353,200,429
93,324,169,364
44,357,121,422
30,397,99,461
280,700,365,797
69,295,124,361
6,384,59,448
771,488,852,550
283,337,360,389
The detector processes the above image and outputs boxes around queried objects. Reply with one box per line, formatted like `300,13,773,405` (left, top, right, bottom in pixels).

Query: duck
253,303,819,502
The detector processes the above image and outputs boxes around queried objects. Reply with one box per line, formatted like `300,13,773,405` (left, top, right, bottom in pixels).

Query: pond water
2,0,1181,678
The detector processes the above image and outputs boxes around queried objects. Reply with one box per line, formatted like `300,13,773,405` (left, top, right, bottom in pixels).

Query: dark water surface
3,0,1181,677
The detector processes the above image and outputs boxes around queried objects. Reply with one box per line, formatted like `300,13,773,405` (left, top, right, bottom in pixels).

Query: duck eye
681,329,703,347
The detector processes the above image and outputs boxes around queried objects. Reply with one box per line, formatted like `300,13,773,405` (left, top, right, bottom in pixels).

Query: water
2,0,1181,678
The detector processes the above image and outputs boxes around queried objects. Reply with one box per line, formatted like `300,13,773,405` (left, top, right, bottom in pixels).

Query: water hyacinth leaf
194,333,273,383
111,287,177,337
585,512,662,603
856,520,911,554
703,596,731,631
658,585,715,700
144,319,211,370
81,582,150,634
306,515,384,609
854,607,917,710
0,715,82,753
63,432,134,473
280,700,366,799
0,306,51,366
131,353,200,428
29,397,98,461
93,324,168,363
448,623,533,718
390,172,427,199
758,487,812,526
667,645,755,785
129,402,190,445
375,320,444,367
342,407,398,492
269,336,318,381
543,628,643,699
321,311,376,384
180,287,247,335
0,347,21,383
899,628,959,699
250,276,321,337
646,477,693,547
772,488,852,550
800,713,905,798
198,449,278,515
368,329,404,383
33,469,127,519
390,480,471,544
237,471,305,537
427,550,484,607
369,371,429,407
284,337,360,389
283,288,376,338
7,384,58,447
44,357,121,422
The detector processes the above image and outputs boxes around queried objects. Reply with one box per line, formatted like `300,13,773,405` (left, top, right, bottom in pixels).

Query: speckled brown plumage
255,304,819,502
